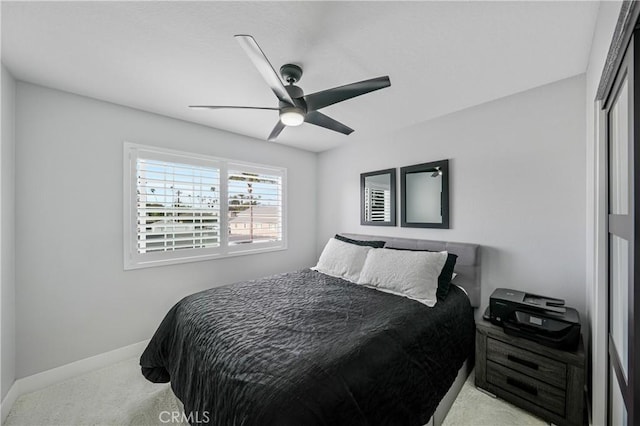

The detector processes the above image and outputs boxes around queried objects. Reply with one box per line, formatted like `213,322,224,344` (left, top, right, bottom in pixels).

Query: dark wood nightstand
475,321,585,426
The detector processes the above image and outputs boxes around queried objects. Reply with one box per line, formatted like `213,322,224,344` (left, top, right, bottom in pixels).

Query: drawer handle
507,354,539,370
506,377,538,396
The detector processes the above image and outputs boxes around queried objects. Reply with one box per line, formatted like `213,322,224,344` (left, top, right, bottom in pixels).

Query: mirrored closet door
604,29,639,426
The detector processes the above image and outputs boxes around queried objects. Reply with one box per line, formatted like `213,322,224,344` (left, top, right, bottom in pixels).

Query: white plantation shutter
137,158,221,253
124,143,287,269
372,188,391,221
364,186,391,222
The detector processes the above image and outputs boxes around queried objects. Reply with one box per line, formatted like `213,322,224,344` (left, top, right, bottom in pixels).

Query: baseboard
1,339,149,424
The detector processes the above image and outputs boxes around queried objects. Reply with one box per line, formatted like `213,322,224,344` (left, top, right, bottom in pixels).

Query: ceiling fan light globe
279,108,305,126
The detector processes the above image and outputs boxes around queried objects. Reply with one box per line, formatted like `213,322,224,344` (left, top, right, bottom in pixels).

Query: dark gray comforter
140,269,475,426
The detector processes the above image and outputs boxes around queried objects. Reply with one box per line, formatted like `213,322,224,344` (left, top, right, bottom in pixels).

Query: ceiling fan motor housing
281,83,307,126
283,85,304,101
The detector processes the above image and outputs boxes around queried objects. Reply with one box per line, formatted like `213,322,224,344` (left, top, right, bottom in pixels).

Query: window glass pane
610,234,629,380
137,158,221,253
228,170,282,245
610,365,628,425
609,77,629,215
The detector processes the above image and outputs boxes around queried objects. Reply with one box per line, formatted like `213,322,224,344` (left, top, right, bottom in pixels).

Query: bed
141,234,481,426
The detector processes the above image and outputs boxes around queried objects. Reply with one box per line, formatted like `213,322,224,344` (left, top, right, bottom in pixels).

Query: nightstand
475,321,585,426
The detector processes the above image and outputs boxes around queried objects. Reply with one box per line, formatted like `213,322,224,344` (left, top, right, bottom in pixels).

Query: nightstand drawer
487,337,567,389
487,361,566,416
477,322,585,425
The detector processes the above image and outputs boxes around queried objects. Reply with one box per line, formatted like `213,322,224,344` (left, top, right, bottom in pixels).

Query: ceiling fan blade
189,105,278,110
303,76,391,111
235,34,295,106
304,111,354,135
267,120,286,141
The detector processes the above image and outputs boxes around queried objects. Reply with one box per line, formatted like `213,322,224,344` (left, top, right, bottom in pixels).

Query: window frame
123,142,287,270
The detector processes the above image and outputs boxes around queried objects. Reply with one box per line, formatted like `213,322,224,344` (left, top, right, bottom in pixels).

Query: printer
485,288,581,351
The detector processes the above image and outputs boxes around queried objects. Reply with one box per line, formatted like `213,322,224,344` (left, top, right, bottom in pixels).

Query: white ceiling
1,1,599,152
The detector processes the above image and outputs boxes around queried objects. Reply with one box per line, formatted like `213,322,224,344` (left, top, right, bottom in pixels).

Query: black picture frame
400,159,449,229
360,168,396,226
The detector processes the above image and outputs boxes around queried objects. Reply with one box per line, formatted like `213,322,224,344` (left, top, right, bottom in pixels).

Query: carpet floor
4,358,547,426
442,371,547,426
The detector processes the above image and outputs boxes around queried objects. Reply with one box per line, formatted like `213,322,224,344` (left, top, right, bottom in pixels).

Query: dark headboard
341,233,481,308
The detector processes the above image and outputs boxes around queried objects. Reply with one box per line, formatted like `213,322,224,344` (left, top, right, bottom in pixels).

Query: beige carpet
5,358,547,426
4,358,187,426
442,370,547,426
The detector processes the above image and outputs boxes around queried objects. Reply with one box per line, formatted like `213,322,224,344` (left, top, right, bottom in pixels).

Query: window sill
124,243,288,270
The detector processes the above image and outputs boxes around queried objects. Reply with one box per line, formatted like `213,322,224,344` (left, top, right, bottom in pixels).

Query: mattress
140,269,475,425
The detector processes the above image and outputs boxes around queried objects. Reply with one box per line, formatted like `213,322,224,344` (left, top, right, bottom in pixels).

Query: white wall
1,64,16,401
318,75,586,319
14,82,317,378
585,2,623,425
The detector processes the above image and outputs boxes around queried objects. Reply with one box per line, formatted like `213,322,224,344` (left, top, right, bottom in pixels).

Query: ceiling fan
190,35,391,141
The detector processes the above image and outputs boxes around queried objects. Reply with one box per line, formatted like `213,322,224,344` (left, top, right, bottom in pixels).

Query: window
227,166,283,247
124,143,286,269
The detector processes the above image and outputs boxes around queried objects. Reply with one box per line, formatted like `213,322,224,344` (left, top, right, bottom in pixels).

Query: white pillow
311,238,372,283
357,248,448,307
